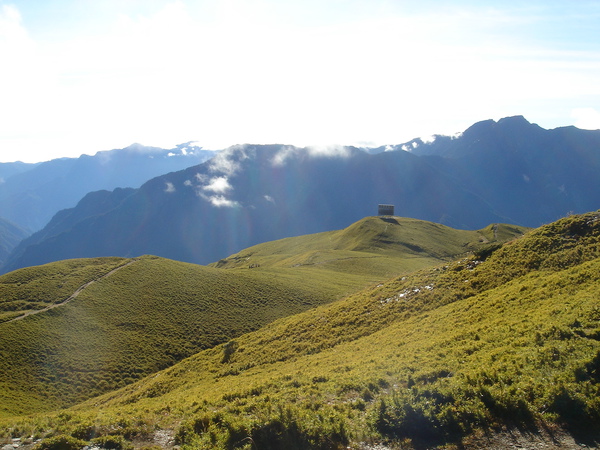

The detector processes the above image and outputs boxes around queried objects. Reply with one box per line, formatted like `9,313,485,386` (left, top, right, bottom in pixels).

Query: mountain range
3,115,599,273
0,142,216,234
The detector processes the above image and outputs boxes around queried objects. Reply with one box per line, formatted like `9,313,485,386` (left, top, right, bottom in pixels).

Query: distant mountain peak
497,114,529,125
463,115,535,137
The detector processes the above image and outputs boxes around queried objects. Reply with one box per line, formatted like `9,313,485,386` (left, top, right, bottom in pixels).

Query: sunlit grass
1,211,597,448
0,216,525,419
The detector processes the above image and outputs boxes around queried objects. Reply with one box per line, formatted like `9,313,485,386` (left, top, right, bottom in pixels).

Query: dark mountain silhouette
408,115,600,225
3,116,599,273
0,143,216,232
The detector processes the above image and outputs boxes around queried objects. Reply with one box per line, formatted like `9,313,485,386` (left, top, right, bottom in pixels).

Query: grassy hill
0,255,360,416
0,216,523,418
0,212,598,448
211,216,525,275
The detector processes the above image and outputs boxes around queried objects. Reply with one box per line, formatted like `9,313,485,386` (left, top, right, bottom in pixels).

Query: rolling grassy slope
0,255,364,416
0,216,524,418
1,212,598,448
211,216,525,276
0,257,131,324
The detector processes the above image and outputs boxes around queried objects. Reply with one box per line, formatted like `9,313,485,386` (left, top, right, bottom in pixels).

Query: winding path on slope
4,258,139,324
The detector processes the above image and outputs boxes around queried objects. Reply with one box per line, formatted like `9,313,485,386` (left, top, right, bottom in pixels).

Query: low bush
32,435,87,450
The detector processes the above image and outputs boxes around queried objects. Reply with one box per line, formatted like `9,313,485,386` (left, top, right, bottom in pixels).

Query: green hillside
211,216,525,276
0,255,362,416
0,216,523,418
1,211,598,449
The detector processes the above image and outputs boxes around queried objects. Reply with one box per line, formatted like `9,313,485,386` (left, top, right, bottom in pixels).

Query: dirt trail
4,259,138,324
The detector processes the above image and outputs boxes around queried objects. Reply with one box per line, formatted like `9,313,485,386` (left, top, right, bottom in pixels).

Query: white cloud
208,146,251,176
270,146,297,167
306,145,353,158
164,181,176,193
271,145,352,166
1,2,600,162
420,136,437,144
208,195,238,207
264,195,275,204
572,108,600,130
203,176,232,194
195,173,208,183
183,179,192,187
199,194,239,208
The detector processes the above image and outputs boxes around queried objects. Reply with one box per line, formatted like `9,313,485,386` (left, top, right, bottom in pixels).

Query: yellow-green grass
211,216,526,274
2,211,598,448
0,258,129,323
0,254,376,416
0,216,525,418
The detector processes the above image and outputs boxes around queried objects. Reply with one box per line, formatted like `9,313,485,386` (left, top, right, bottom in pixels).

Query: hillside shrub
69,423,97,440
32,435,87,450
176,406,348,449
472,243,502,261
221,340,239,364
90,434,133,450
372,397,439,441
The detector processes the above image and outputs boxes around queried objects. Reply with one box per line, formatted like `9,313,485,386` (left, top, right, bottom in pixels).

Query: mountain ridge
0,218,28,267
3,116,599,273
0,142,217,233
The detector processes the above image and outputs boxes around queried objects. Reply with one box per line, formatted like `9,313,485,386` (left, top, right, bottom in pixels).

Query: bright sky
1,0,599,163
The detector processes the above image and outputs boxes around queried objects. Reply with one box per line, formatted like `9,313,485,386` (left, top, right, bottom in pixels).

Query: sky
1,0,599,163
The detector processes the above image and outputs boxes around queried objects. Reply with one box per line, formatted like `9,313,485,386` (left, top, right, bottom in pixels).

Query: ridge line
3,258,139,324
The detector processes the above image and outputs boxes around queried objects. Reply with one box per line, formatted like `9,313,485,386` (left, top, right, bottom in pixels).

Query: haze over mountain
404,115,600,224
0,142,216,233
0,218,27,267
2,116,599,274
